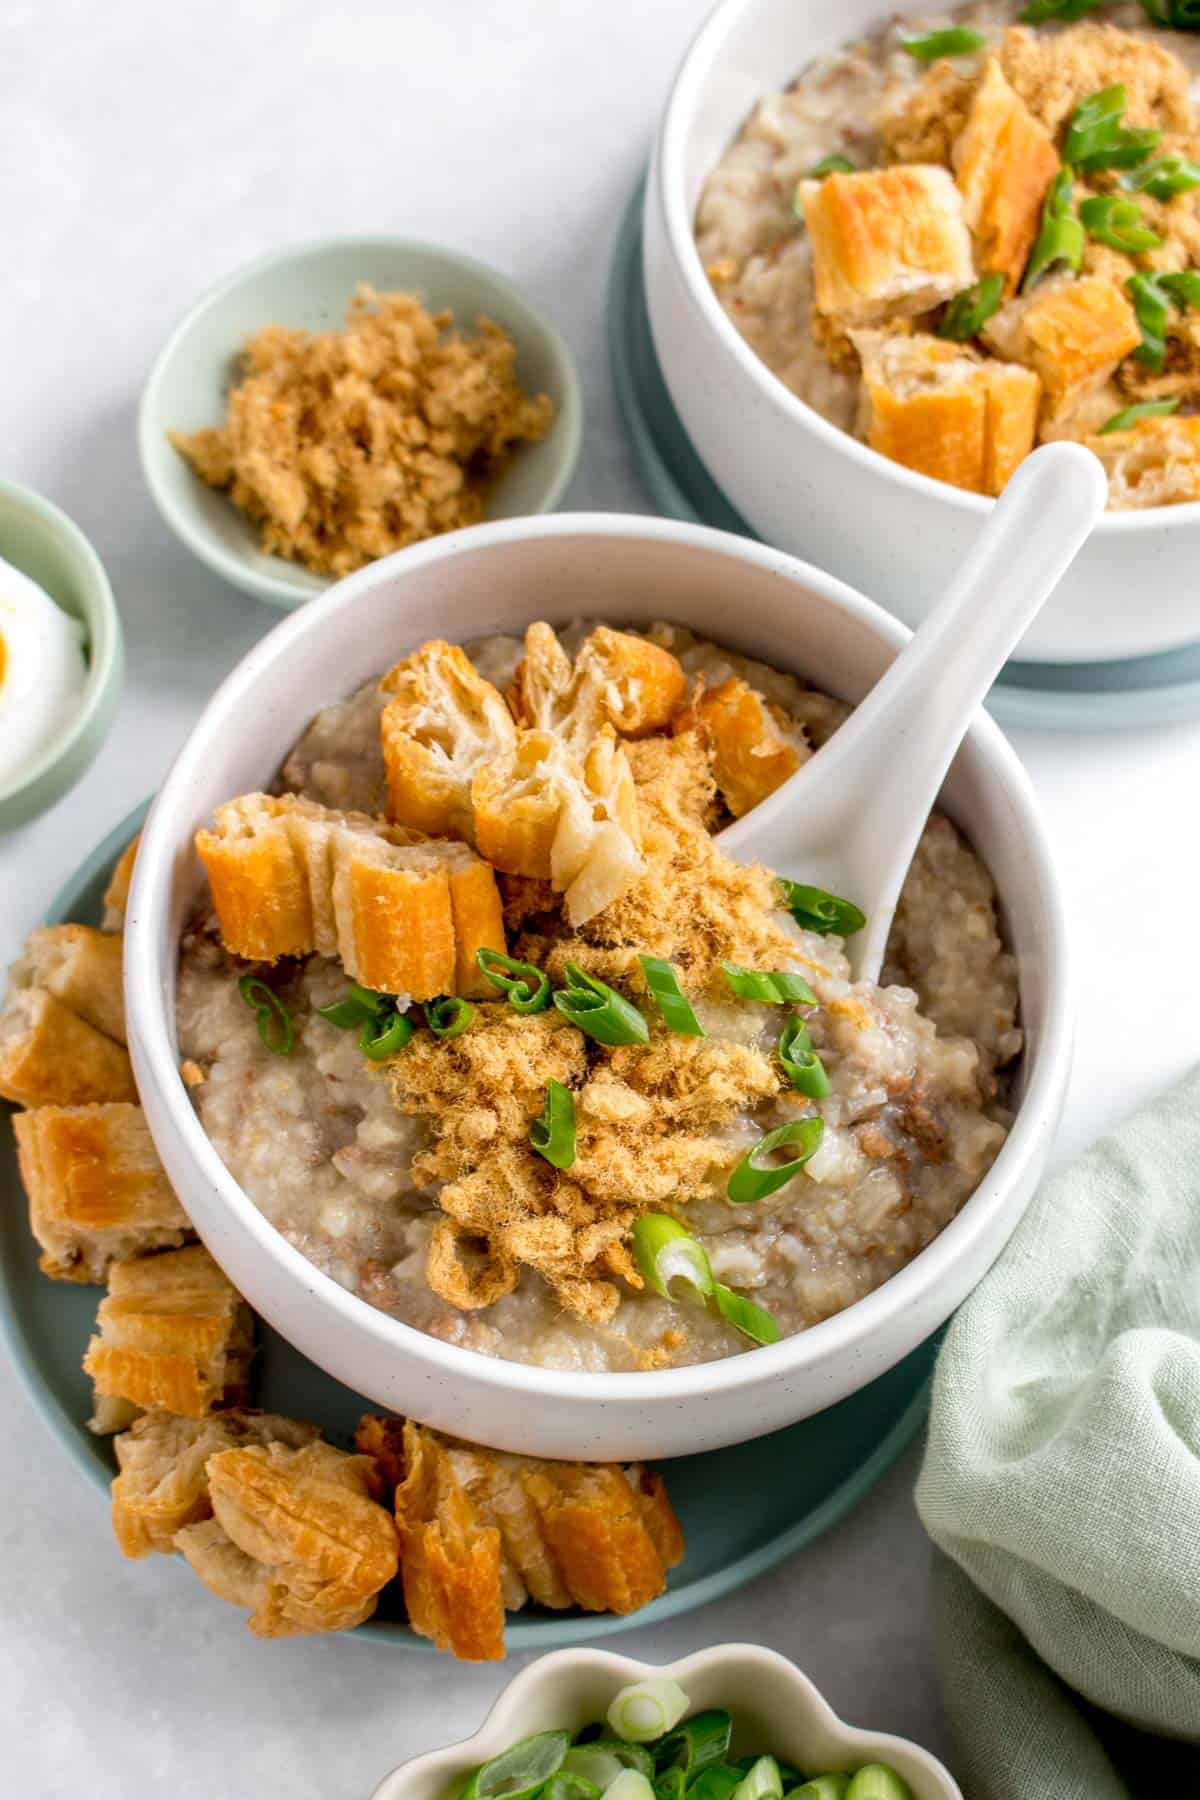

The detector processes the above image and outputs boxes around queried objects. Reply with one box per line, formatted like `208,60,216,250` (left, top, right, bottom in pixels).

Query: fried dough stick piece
379,640,517,838
18,924,127,1042
0,986,135,1108
509,622,688,747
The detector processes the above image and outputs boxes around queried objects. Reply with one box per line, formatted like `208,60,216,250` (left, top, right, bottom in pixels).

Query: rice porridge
178,622,1021,1374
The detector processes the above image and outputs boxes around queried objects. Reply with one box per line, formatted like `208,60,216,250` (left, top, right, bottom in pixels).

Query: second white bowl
124,513,1071,1461
643,0,1200,665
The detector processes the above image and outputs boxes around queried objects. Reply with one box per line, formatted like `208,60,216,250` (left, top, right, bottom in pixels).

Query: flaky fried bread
983,276,1141,422
1085,413,1200,508
687,677,806,819
101,833,140,931
952,59,1059,296
194,792,505,1000
0,985,134,1108
852,329,1041,496
18,924,126,1043
799,165,975,329
13,1103,189,1282
358,1416,684,1661
379,640,517,838
508,623,688,748
84,1244,254,1420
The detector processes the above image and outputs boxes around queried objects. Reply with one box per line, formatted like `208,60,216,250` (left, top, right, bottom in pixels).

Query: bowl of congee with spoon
123,511,1073,1461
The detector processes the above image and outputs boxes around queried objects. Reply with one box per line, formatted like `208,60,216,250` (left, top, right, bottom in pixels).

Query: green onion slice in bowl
721,964,817,1005
553,963,649,1046
728,1117,825,1203
777,1018,831,1099
633,1214,714,1302
424,995,474,1040
608,1678,691,1743
713,1283,782,1346
461,1729,571,1799
475,947,551,1013
778,881,865,938
530,1079,576,1169
236,975,294,1055
639,955,705,1036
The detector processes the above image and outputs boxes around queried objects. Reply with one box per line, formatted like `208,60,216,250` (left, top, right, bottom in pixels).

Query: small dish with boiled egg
0,478,123,831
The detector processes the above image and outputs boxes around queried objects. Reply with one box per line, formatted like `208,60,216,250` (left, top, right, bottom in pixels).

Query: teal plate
608,176,1200,736
1,805,937,1649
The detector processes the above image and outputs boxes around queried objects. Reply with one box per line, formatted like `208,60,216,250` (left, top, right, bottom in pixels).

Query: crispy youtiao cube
509,623,688,747
84,1244,254,1420
799,165,975,328
19,924,126,1043
1085,414,1200,508
13,1102,190,1282
983,277,1141,420
853,330,1041,495
0,982,135,1109
472,727,644,927
379,641,517,838
364,1416,684,1659
111,1409,319,1557
101,833,141,931
694,678,804,819
179,1440,399,1637
195,793,504,1000
953,59,1059,294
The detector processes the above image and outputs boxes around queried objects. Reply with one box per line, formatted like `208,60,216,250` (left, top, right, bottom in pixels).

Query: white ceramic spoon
718,441,1108,981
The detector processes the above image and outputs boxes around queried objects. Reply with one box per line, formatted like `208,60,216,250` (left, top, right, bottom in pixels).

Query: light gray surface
3,3,1200,1795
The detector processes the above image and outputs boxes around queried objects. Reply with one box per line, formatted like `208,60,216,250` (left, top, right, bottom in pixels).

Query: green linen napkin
915,1068,1200,1799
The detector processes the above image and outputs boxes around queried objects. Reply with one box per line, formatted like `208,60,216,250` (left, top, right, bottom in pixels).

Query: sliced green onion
728,1117,825,1204
316,980,386,1029
424,996,474,1041
1121,154,1200,200
1020,0,1101,20
786,1779,851,1800
844,1767,913,1800
1023,168,1084,291
633,1214,714,1302
778,1018,832,1099
530,1079,576,1170
690,1772,745,1800
732,1756,783,1800
1100,397,1181,434
655,1710,732,1779
654,1772,686,1800
1138,0,1200,23
713,1282,782,1345
542,1777,602,1800
1062,85,1160,172
778,880,866,938
236,975,295,1056
808,154,856,178
474,947,551,1014
639,955,706,1036
360,1008,414,1060
608,1678,690,1744
563,1743,654,1787
553,963,649,1047
463,1729,570,1800
1161,269,1200,309
605,1776,656,1800
937,272,1004,341
1127,271,1171,369
1079,194,1161,253
900,27,985,59
721,964,818,1006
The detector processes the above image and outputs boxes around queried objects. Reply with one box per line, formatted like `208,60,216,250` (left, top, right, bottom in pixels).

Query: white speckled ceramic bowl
643,0,1200,665
138,235,584,609
124,513,1071,1462
370,1645,963,1799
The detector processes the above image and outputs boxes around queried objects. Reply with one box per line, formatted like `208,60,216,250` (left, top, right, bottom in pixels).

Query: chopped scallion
463,1729,571,1800
1100,397,1181,434
1062,84,1160,171
721,964,818,1006
424,996,474,1041
474,948,551,1014
608,1678,691,1744
236,975,295,1056
938,272,1005,341
689,1773,745,1800
808,154,856,178
845,1767,913,1800
553,963,649,1047
778,1017,832,1099
713,1282,782,1345
530,1079,576,1170
563,1743,654,1787
633,1214,714,1303
1020,0,1101,20
900,27,985,59
639,955,706,1036
787,1779,852,1800
1121,153,1200,200
541,1776,602,1800
654,1710,732,1780
1023,168,1084,291
778,880,865,938
1127,271,1172,369
731,1755,783,1800
359,1008,414,1060
1079,194,1161,253
316,980,385,1029
727,1116,825,1204
604,1775,656,1800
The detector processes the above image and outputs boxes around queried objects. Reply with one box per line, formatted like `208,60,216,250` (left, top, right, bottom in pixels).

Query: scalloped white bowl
370,1645,963,1799
643,0,1200,665
125,512,1071,1462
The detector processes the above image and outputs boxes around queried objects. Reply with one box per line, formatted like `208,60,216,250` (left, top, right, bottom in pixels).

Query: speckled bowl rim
0,477,123,820
136,234,585,609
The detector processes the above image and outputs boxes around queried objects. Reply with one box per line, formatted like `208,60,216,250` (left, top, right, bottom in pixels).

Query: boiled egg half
0,555,88,789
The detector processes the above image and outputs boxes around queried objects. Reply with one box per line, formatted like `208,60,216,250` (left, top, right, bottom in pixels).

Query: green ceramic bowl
137,236,584,609
0,479,123,831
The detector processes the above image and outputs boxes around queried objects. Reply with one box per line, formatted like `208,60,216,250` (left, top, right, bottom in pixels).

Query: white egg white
0,554,88,789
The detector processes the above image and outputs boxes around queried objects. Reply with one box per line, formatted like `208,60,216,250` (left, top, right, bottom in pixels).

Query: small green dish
138,235,584,610
0,479,123,832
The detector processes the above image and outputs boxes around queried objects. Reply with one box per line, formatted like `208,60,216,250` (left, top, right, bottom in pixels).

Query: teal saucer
608,177,1200,735
1,805,937,1650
